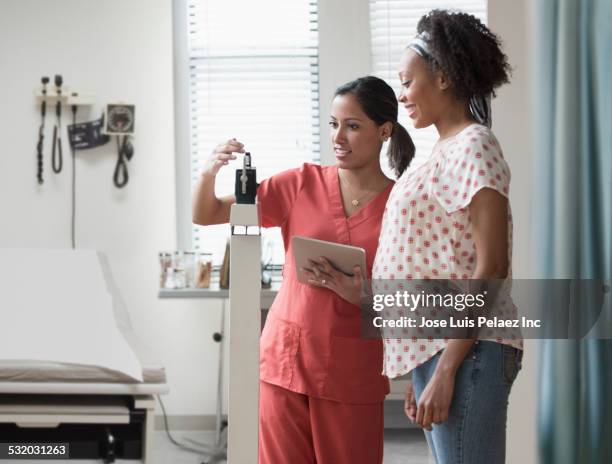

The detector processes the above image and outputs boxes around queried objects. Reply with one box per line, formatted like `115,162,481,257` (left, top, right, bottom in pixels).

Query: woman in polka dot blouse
372,10,524,463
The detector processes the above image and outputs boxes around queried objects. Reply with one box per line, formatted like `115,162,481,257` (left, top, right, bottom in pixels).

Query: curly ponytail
416,9,511,99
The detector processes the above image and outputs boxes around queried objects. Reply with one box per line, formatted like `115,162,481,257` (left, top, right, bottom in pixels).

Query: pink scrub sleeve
257,165,306,228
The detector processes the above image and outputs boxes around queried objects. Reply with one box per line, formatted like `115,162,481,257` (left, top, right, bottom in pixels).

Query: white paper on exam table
0,249,143,382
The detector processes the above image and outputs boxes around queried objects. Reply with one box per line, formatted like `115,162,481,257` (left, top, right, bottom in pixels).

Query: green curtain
533,0,612,463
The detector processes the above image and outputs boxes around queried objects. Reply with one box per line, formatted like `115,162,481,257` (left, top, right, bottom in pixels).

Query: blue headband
407,31,431,60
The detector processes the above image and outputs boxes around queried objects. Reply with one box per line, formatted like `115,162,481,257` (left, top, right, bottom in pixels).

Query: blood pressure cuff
68,114,110,150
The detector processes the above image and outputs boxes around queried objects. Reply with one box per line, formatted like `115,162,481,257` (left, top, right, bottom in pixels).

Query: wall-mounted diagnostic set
34,75,137,249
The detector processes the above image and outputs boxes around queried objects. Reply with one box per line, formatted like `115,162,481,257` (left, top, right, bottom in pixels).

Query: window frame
172,0,372,251
172,0,487,250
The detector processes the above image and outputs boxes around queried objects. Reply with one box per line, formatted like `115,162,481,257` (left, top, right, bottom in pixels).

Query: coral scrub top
257,163,392,404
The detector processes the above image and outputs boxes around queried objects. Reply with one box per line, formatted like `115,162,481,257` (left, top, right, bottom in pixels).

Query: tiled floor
13,429,431,463
154,429,432,464
383,429,433,464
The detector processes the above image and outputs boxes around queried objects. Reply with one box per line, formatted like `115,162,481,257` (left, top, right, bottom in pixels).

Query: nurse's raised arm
192,138,245,226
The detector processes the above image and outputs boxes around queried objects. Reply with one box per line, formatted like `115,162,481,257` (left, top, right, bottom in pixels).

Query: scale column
227,204,261,463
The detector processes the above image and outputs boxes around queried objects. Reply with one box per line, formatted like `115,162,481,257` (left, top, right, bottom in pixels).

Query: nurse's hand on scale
301,259,364,307
203,138,245,176
192,138,245,226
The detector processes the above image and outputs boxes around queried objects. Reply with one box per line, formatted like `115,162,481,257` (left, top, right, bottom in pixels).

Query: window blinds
188,0,320,264
369,0,487,174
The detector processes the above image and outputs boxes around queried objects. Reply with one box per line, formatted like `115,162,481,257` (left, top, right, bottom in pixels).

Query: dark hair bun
417,9,511,99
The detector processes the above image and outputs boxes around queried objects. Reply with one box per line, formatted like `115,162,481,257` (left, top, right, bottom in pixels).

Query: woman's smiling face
397,48,447,129
329,93,386,170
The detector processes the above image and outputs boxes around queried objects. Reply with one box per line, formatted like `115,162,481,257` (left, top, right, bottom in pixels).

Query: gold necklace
339,173,378,207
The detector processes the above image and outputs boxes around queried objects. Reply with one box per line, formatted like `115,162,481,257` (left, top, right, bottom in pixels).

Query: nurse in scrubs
193,76,415,464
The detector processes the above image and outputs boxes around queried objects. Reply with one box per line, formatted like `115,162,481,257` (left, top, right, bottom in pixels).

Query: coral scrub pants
258,381,384,464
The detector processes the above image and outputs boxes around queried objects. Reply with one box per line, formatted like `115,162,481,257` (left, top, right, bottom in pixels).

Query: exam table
0,250,168,463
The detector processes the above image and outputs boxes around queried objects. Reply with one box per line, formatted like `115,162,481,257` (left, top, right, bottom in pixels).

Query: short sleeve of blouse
257,163,308,228
432,127,511,214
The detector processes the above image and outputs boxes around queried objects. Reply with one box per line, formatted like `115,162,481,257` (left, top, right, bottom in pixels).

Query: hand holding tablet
292,236,367,284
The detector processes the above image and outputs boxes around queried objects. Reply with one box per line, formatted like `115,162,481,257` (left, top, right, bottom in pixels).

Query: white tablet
291,236,367,284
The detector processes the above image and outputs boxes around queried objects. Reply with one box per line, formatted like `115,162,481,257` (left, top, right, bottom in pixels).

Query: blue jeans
412,341,523,464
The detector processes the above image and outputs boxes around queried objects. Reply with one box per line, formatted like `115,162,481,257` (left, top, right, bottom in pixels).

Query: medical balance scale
207,153,261,464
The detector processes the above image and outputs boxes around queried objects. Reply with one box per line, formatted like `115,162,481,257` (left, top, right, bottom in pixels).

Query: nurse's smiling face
329,93,386,170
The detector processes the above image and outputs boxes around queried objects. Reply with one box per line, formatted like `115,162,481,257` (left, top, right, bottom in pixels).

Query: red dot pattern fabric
372,124,524,379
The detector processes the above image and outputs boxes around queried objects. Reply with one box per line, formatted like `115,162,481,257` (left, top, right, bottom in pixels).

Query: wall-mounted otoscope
51,74,63,174
36,76,50,185
234,152,257,204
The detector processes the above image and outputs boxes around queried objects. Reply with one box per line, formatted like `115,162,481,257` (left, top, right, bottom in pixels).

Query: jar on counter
183,251,196,287
165,267,186,289
195,252,213,289
159,252,173,288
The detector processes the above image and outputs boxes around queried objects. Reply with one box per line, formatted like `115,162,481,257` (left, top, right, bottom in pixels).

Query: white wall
0,0,224,420
317,0,372,165
489,0,539,463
